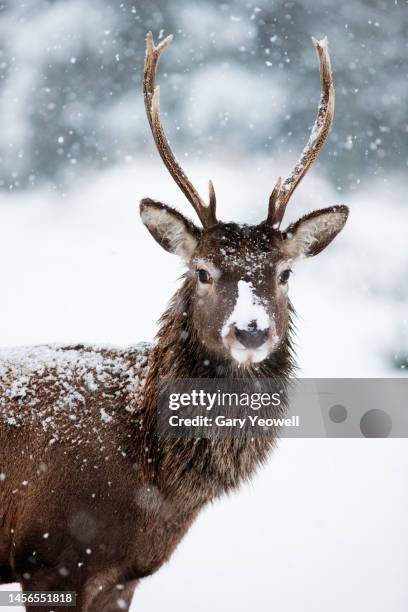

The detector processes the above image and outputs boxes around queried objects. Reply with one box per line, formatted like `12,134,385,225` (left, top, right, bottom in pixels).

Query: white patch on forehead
221,280,269,337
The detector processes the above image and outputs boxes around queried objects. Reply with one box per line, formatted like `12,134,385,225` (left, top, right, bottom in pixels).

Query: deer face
140,200,348,366
190,223,290,365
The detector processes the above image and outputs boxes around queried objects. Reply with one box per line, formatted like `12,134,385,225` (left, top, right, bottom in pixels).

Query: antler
144,31,217,228
266,36,335,227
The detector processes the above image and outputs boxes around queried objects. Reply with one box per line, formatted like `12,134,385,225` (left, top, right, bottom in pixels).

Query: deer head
140,32,348,367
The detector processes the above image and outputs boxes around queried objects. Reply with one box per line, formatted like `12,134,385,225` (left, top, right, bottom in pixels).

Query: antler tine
268,36,335,227
266,176,282,226
143,31,217,228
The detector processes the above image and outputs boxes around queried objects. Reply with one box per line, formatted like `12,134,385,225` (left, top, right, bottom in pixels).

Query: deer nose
234,325,269,349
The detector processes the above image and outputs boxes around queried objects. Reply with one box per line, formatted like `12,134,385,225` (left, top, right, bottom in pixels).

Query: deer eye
197,269,212,284
279,269,292,284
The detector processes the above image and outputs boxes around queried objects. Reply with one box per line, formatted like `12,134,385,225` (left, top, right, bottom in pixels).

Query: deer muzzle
234,326,269,350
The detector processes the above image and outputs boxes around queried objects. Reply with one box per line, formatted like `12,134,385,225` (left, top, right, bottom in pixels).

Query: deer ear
140,199,201,261
283,205,349,259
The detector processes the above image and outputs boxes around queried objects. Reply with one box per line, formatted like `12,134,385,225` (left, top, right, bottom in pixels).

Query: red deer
0,32,348,611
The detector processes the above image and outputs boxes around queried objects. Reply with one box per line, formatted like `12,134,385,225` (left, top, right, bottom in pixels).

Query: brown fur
0,262,295,612
0,30,349,609
0,195,349,611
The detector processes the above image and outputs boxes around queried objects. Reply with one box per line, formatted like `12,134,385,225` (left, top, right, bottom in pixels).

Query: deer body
0,342,213,609
0,344,181,607
0,32,348,611
0,295,291,610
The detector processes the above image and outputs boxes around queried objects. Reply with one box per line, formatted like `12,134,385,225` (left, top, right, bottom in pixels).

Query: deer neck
138,278,295,507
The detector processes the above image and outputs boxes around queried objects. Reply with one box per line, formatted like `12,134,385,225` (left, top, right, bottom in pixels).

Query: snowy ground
0,159,407,610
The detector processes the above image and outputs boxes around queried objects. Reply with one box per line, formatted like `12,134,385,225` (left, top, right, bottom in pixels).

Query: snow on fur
0,343,151,444
221,280,269,337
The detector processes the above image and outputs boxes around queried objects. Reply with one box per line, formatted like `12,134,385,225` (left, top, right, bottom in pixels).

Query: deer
0,32,348,611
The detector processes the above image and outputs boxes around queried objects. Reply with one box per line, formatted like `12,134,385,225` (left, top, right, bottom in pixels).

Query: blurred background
0,0,407,374
0,1,407,611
